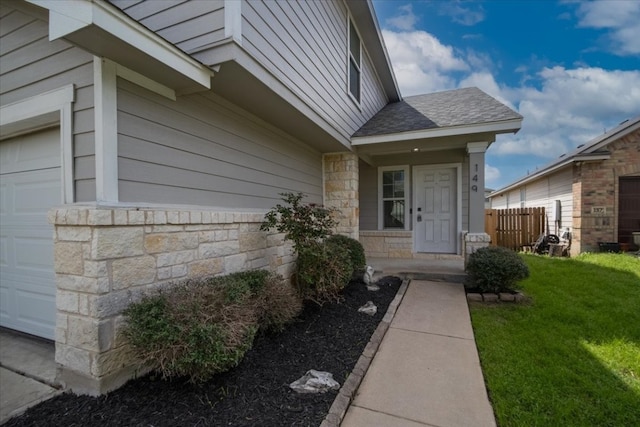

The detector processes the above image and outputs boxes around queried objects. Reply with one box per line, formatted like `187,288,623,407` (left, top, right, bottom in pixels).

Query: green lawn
470,253,640,427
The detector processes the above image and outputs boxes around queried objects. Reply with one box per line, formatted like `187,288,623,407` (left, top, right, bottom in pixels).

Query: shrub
123,270,300,382
465,246,530,293
296,240,353,304
326,234,366,276
260,192,337,253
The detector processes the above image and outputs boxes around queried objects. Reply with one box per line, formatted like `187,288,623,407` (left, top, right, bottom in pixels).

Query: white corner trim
0,85,75,204
115,63,176,101
94,57,119,203
28,0,211,90
466,141,490,153
224,0,242,43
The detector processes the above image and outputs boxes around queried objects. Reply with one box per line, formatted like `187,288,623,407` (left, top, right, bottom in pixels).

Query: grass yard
470,253,640,427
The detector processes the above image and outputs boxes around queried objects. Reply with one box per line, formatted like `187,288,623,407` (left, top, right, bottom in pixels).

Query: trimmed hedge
326,234,366,277
465,246,530,293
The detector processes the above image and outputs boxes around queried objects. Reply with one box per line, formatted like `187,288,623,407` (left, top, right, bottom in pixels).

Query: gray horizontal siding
359,160,379,231
116,79,323,209
0,3,95,202
241,0,388,141
109,0,226,54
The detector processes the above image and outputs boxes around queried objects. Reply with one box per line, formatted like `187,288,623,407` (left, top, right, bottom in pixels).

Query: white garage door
1,128,60,340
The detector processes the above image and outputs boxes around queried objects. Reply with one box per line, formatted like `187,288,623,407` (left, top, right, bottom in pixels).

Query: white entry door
414,166,457,253
0,128,60,339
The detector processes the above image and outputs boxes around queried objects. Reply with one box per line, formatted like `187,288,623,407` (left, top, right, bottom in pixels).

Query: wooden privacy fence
485,207,546,251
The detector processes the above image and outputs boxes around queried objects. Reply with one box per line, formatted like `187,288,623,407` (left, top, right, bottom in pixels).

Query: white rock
358,301,377,316
289,370,340,394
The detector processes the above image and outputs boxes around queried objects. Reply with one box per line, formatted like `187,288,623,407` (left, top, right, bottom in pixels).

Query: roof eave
490,153,612,197
351,118,522,146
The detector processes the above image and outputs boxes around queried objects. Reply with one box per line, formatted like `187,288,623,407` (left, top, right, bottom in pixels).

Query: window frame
347,17,362,105
378,166,410,231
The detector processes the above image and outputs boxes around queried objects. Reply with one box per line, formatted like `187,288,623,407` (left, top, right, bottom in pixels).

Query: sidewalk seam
388,326,475,342
348,404,443,427
320,278,410,427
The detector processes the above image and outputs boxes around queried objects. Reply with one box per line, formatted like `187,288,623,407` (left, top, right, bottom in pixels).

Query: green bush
123,270,301,382
465,246,530,293
296,240,352,304
326,234,366,277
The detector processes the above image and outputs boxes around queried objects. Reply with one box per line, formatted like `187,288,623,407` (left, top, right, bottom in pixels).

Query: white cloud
382,29,468,95
438,1,485,26
574,0,640,55
385,4,419,31
485,164,501,184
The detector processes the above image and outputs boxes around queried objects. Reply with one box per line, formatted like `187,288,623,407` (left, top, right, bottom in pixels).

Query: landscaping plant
262,192,356,303
123,270,301,382
465,245,529,293
326,234,367,277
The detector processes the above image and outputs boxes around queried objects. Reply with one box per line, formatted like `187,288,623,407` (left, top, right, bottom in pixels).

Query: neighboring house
489,116,640,255
0,0,521,395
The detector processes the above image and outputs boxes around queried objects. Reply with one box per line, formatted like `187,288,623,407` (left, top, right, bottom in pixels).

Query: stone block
199,241,239,258
156,250,195,267
66,316,100,351
57,290,79,313
158,267,172,280
92,227,144,259
499,293,516,302
57,226,92,242
145,232,198,254
84,260,108,278
54,242,84,275
189,211,202,224
57,274,110,294
112,256,157,290
153,211,167,225
483,293,499,302
466,293,483,302
188,258,224,277
113,210,128,225
56,343,91,374
87,209,113,226
171,264,187,278
127,210,145,225
239,232,267,251
224,253,247,273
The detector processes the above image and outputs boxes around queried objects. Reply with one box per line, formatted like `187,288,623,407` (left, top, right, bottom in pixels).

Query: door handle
417,214,422,222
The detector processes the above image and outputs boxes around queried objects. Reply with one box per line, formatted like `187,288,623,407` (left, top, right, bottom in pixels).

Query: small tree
260,192,337,253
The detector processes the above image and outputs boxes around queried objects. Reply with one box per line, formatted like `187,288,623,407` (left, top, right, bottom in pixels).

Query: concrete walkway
0,330,61,424
341,280,496,427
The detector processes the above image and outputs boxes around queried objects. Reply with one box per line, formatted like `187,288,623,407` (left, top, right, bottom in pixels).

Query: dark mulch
6,277,402,427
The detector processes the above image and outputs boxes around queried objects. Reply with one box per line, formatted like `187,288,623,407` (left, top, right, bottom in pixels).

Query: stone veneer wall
323,153,359,239
572,131,640,253
360,230,476,262
49,205,294,395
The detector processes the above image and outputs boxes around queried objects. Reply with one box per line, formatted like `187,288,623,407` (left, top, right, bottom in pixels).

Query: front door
414,166,457,253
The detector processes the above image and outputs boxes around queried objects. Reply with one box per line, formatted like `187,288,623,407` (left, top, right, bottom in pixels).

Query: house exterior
0,0,521,395
489,116,640,255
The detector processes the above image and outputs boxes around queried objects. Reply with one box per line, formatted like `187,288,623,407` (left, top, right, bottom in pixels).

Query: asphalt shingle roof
353,87,522,137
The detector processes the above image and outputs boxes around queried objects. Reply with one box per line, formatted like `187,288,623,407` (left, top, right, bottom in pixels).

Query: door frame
412,163,463,254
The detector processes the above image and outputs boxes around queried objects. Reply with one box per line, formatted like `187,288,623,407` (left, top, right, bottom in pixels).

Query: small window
379,167,409,230
348,19,361,103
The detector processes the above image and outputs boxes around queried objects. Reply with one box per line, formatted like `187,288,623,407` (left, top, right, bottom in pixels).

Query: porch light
412,148,420,152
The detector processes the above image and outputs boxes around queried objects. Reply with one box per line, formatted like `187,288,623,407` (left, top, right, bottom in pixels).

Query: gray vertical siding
241,0,388,141
0,3,96,201
109,0,226,54
116,79,323,209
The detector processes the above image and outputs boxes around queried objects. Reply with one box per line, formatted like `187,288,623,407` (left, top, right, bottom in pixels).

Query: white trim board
0,85,75,204
94,57,119,203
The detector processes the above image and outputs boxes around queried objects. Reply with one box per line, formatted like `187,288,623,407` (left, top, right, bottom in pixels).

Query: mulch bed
6,277,401,427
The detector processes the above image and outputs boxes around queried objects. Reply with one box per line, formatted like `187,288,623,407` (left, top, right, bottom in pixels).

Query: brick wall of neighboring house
49,206,294,396
572,129,640,253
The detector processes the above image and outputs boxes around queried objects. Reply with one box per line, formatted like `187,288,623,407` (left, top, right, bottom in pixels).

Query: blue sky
371,0,640,190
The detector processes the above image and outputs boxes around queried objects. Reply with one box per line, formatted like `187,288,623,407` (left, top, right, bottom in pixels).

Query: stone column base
463,232,491,266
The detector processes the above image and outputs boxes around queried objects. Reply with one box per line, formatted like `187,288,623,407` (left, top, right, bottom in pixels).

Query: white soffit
27,0,212,92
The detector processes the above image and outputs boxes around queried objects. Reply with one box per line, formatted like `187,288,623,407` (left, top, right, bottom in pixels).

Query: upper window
379,166,410,230
348,19,361,103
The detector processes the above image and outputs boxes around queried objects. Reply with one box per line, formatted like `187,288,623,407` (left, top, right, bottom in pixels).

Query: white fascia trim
28,0,211,90
0,85,75,204
94,57,119,203
466,141,490,153
352,118,522,146
115,63,176,101
224,0,242,43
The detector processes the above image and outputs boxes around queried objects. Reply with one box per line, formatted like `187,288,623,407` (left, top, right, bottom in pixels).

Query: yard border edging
320,278,411,427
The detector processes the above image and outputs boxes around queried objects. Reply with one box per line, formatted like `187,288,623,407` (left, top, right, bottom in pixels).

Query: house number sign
471,163,478,192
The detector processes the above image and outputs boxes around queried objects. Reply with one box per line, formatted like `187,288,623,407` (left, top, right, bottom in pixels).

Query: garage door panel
0,128,59,339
